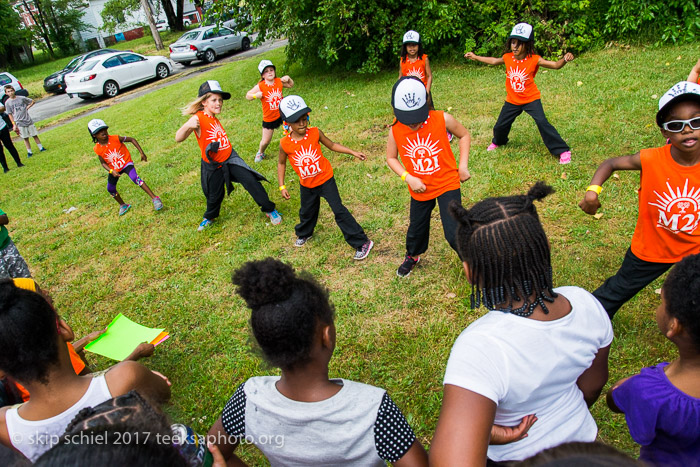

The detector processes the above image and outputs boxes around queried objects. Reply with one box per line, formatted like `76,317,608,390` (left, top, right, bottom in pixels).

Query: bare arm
430,384,496,467
104,360,171,405
576,344,611,407
25,98,35,111
539,53,574,70
689,58,700,83
398,60,403,79
207,417,247,466
245,84,262,100
318,129,366,160
98,156,119,176
386,130,426,193
277,146,290,200
424,56,433,94
123,136,147,161
578,152,641,215
464,52,504,66
393,440,428,467
175,115,200,143
280,75,294,88
444,113,471,182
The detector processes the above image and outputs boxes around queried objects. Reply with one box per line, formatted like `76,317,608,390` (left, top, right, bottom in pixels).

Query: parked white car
169,25,249,65
0,72,29,104
65,51,174,99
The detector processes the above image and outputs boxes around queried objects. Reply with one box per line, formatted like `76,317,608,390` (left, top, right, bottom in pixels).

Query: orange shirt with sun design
631,145,700,263
195,111,233,164
391,111,459,201
93,135,133,172
259,77,284,122
280,127,334,189
400,54,428,87
503,53,541,105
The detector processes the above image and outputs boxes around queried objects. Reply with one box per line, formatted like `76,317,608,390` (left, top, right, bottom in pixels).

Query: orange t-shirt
503,53,541,105
631,145,700,263
400,54,428,87
280,127,333,189
195,111,233,164
259,77,283,122
391,111,459,201
93,135,133,172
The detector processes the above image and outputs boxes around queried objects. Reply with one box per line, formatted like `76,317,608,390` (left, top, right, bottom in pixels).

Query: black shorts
262,117,283,130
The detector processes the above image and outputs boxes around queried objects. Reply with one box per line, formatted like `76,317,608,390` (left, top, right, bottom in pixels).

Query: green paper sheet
84,313,165,361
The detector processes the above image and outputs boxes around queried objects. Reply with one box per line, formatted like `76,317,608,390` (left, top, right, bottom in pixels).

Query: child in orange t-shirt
88,119,162,216
399,30,433,109
387,77,471,277
580,81,700,319
246,60,294,163
277,95,373,260
464,23,574,164
689,59,700,83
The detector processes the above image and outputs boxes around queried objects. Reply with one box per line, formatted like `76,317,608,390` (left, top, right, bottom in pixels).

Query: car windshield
65,57,82,69
0,74,12,86
178,31,200,42
74,60,98,72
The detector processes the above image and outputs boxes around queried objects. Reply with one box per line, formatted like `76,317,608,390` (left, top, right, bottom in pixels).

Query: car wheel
204,49,216,63
241,37,250,51
156,63,169,79
103,80,119,98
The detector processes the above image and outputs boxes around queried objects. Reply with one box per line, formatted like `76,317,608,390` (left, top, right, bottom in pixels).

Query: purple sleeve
611,373,658,446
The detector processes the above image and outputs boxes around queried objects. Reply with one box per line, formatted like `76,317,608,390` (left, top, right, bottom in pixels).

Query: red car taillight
18,81,24,89
169,46,173,53
80,74,97,82
189,45,198,52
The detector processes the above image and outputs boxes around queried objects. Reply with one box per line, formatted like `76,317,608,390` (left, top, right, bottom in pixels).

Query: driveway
28,36,287,124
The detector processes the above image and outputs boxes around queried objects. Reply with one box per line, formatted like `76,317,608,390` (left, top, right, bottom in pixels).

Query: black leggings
0,127,22,170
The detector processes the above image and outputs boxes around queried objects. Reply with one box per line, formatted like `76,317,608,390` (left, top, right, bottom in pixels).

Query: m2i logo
402,133,442,175
650,179,700,234
291,145,323,179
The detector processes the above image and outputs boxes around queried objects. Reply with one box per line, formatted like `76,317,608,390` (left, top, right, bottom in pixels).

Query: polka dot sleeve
373,392,416,462
221,383,246,438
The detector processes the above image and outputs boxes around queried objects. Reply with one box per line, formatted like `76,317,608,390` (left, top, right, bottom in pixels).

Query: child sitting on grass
0,280,171,462
88,119,162,216
580,81,700,319
0,208,30,280
606,253,700,465
208,258,428,466
277,95,373,259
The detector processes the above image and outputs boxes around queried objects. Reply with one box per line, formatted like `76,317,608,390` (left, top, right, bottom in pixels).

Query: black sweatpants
492,99,569,156
592,248,673,319
295,177,368,249
201,161,275,220
0,127,22,170
406,188,461,257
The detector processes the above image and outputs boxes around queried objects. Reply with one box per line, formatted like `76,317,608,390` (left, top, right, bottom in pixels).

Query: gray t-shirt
221,376,416,466
5,96,33,127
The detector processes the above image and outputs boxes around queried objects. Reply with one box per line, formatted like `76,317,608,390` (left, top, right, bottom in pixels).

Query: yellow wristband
401,171,409,181
253,95,257,99
586,185,603,195
279,185,286,191
109,169,113,174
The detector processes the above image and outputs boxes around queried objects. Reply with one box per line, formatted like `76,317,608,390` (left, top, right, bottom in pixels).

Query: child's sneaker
559,150,572,165
152,197,163,211
265,209,282,225
295,236,311,247
254,151,265,163
447,131,454,142
118,204,131,216
197,218,213,231
486,143,499,152
27,152,33,158
39,147,46,152
353,240,374,260
397,254,420,277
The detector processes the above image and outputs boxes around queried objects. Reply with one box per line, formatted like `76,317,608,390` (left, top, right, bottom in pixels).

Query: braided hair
232,258,335,370
449,182,557,317
663,253,700,351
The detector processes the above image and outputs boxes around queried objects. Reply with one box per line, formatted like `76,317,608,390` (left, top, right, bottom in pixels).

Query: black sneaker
397,254,420,277
353,240,374,260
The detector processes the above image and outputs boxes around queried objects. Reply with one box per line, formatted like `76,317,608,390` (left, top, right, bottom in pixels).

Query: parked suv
43,49,118,94
0,72,29,104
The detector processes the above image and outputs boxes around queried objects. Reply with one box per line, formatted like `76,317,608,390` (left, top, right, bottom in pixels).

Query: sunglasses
662,117,700,133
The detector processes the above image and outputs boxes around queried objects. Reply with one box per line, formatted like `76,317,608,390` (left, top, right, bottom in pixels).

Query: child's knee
133,176,144,187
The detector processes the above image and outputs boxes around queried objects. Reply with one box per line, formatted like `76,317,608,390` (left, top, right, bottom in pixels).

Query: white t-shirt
443,286,614,462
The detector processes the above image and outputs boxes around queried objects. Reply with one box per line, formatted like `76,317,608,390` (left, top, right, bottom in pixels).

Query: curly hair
663,253,700,351
503,38,536,58
449,181,557,317
0,280,60,384
232,258,335,370
401,42,425,62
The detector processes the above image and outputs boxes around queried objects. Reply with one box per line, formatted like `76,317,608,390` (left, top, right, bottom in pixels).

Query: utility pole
140,0,163,50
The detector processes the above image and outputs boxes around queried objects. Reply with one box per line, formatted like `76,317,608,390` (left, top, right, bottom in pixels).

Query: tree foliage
0,1,31,58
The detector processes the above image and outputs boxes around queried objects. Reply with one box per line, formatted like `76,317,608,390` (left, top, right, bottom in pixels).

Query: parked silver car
168,26,250,65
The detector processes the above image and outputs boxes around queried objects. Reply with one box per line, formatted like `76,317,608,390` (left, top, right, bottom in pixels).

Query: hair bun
527,181,555,201
232,258,296,309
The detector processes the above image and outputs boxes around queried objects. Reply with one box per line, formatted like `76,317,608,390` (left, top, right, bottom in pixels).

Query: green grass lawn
2,42,698,464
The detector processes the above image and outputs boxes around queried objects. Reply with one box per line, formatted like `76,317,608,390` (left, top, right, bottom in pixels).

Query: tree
0,0,32,66
20,0,87,57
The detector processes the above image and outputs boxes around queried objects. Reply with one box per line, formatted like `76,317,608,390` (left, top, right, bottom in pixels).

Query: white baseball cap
509,23,533,42
391,76,429,125
88,119,108,135
198,80,231,100
656,81,700,127
403,30,420,44
258,59,275,74
280,95,311,123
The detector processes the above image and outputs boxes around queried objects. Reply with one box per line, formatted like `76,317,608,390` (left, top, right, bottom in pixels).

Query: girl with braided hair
207,257,428,466
430,182,613,465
